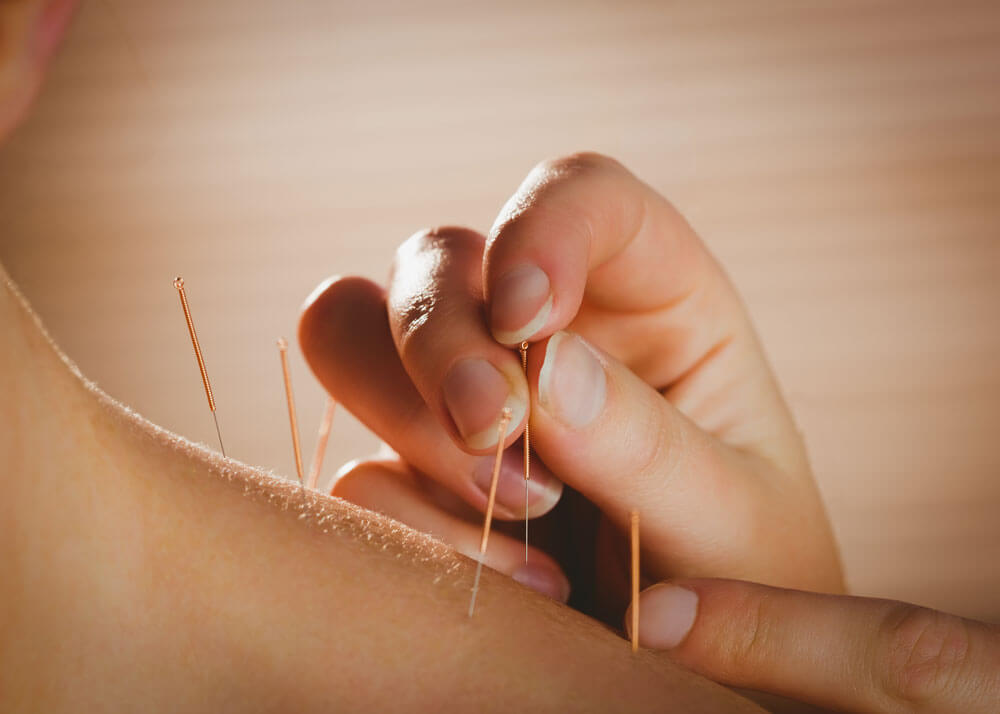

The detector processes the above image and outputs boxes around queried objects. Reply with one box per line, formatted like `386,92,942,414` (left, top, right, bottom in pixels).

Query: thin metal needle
520,341,530,562
306,397,337,491
173,277,226,457
468,408,513,618
211,411,225,457
277,338,305,487
631,510,640,653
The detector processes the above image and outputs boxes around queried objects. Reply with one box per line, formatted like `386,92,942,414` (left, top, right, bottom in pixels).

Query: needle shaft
468,408,513,617
277,338,305,486
520,341,530,562
211,411,226,458
173,277,226,457
630,510,640,652
307,397,336,490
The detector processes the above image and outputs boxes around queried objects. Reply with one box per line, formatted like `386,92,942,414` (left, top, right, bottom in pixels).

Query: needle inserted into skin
173,277,226,457
631,510,640,653
520,340,530,562
307,397,337,491
277,338,305,486
468,407,513,618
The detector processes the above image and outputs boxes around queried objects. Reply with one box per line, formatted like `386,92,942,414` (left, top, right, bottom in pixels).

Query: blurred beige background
1,0,998,619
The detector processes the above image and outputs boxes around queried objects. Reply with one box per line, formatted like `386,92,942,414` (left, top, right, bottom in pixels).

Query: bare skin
0,266,764,711
4,5,993,711
0,6,759,710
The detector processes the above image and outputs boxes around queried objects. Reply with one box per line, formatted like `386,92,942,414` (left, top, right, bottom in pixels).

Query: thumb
527,331,841,590
628,579,1000,713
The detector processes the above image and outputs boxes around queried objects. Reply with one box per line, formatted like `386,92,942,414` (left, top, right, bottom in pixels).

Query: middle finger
387,226,528,452
299,273,563,519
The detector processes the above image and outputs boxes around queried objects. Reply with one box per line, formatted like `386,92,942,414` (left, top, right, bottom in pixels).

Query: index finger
484,152,738,350
483,152,804,470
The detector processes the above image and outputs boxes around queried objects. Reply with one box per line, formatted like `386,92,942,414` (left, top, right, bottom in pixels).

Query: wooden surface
1,0,998,620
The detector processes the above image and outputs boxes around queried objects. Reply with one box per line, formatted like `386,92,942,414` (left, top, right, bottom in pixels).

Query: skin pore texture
0,265,764,712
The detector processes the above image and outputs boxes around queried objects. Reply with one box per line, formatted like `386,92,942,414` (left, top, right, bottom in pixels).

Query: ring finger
333,457,571,602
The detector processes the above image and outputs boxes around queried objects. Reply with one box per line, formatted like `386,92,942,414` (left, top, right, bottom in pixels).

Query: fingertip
625,584,698,644
298,275,384,358
299,273,344,315
534,330,608,430
328,457,365,496
512,560,572,603
488,264,554,345
329,457,403,499
470,445,564,520
630,583,699,650
297,276,393,400
441,358,526,451
484,152,638,346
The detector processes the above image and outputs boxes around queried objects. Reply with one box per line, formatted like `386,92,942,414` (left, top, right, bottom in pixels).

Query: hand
299,152,843,614
0,0,79,140
630,579,1000,713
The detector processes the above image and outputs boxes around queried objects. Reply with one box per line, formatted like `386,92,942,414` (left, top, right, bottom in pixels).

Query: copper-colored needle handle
174,277,216,412
479,408,513,554
630,510,640,653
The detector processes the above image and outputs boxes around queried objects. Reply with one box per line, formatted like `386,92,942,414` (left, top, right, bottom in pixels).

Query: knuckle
492,152,624,239
878,605,972,706
709,587,776,678
389,226,483,351
393,226,482,270
391,285,438,348
628,393,684,492
392,288,464,359
630,416,670,487
535,150,622,180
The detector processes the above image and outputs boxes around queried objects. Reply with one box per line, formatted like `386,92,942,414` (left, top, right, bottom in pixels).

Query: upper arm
0,263,762,713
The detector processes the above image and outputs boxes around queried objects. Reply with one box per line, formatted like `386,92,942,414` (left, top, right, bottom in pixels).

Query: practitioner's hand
629,578,1000,713
0,0,79,140
299,152,843,612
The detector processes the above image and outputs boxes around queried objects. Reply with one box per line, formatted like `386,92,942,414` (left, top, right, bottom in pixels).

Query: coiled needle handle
468,408,513,617
173,277,226,457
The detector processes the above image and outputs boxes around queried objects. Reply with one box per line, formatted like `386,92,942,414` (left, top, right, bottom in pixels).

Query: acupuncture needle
277,338,305,487
306,396,337,490
468,407,513,618
173,277,226,457
520,341,530,562
630,509,640,653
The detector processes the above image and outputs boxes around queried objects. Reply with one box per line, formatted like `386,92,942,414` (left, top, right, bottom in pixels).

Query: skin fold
0,265,764,712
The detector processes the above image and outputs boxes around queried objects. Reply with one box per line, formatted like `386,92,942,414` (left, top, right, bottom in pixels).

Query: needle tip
173,276,185,289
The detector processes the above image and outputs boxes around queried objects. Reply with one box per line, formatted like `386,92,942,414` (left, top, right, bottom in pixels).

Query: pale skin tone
0,265,762,713
299,152,1000,710
299,155,847,606
3,2,998,711
0,6,759,711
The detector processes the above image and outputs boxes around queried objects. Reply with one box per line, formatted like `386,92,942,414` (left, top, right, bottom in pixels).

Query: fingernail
491,264,553,345
538,331,606,428
635,584,698,649
473,446,563,516
512,562,571,602
442,358,524,449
